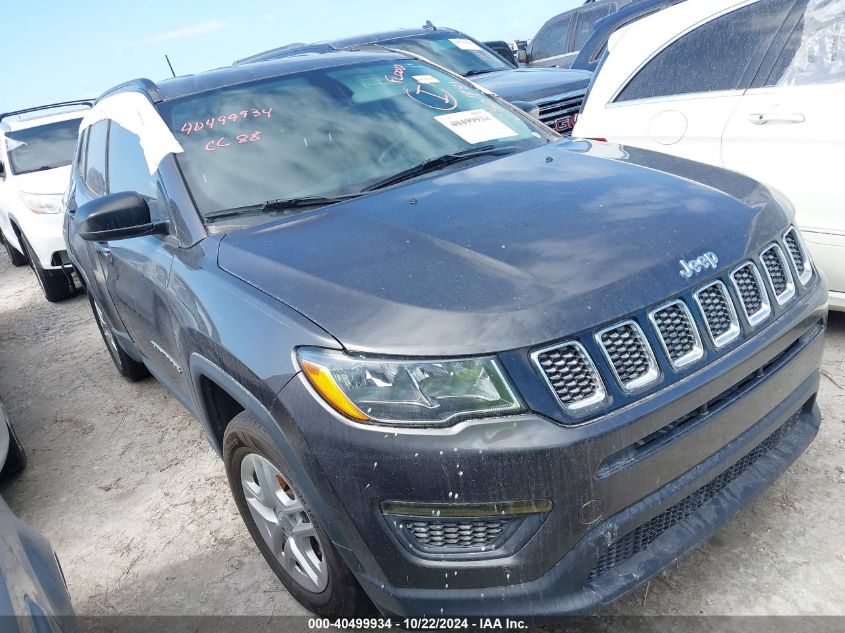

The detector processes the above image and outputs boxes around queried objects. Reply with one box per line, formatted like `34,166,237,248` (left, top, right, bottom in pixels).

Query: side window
107,122,166,221
85,121,108,196
616,0,793,102
572,5,612,52
766,0,845,87
532,16,572,61
75,129,89,180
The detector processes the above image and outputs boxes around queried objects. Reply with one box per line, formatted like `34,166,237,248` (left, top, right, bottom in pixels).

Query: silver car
1,397,75,632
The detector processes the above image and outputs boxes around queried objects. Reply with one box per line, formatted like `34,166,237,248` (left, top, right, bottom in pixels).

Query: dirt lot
0,252,843,618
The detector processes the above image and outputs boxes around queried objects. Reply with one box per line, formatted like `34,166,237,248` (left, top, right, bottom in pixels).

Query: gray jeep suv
64,49,827,620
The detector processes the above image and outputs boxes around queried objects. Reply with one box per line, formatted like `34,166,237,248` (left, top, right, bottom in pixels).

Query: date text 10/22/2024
307,618,530,630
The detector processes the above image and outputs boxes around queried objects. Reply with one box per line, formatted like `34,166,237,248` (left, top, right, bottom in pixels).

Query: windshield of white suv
4,117,81,175
381,32,513,75
158,59,551,218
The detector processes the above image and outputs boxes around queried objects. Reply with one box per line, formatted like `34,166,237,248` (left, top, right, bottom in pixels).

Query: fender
6,217,23,252
188,351,273,455
186,351,358,557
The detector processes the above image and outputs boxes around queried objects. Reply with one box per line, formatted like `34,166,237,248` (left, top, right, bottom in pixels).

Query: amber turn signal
300,358,370,421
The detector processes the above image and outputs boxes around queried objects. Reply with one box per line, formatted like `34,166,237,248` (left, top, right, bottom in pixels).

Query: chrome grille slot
694,281,740,348
730,262,771,325
649,301,703,369
760,244,795,305
532,342,606,412
596,321,659,391
783,227,812,285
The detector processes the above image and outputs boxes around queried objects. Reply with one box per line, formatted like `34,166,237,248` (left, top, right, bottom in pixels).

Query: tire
3,233,28,267
224,411,373,617
88,294,149,381
20,235,75,302
1,421,27,477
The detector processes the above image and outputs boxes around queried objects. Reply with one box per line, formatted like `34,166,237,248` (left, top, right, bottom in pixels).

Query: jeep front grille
783,227,812,284
760,244,795,304
694,281,740,348
532,226,810,418
596,321,660,391
532,342,606,411
730,262,770,325
648,300,704,370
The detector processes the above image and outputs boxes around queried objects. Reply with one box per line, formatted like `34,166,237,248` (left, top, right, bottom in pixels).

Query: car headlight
20,192,64,214
297,348,523,425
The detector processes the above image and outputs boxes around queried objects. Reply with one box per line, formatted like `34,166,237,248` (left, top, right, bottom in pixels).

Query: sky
1,0,581,113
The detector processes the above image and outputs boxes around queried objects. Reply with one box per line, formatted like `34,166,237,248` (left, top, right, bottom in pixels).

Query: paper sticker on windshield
412,74,440,85
3,137,26,151
434,109,518,144
449,38,482,51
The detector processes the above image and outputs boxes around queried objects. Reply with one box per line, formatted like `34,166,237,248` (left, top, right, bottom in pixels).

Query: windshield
4,117,81,175
158,59,550,217
381,32,512,75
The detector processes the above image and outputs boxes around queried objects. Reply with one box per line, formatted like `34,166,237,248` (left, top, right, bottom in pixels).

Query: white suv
574,0,845,309
0,101,90,301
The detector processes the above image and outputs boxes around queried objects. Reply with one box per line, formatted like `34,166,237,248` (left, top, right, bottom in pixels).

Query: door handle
748,112,805,125
93,243,112,257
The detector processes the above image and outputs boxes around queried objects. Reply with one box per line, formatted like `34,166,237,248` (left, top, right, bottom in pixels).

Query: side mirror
511,100,540,119
76,191,166,241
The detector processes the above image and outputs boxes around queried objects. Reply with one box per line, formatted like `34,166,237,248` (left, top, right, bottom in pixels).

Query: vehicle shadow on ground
826,310,845,333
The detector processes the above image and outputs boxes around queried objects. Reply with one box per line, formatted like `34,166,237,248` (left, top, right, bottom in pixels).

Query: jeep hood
218,141,789,356
473,68,592,102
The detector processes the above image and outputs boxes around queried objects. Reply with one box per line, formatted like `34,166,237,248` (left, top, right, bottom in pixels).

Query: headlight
20,192,64,214
297,348,523,425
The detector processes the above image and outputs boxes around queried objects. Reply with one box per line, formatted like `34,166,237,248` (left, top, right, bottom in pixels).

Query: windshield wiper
204,194,362,222
361,146,519,192
21,164,63,174
463,68,500,77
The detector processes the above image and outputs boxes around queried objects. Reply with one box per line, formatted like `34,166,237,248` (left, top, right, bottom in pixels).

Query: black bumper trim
359,381,820,620
590,410,800,579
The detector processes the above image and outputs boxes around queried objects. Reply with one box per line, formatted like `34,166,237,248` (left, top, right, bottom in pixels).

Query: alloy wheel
93,300,119,358
240,453,328,593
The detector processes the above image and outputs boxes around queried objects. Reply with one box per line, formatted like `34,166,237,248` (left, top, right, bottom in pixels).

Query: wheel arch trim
187,351,361,560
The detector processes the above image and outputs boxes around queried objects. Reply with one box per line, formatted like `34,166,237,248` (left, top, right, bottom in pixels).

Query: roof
572,0,688,69
537,0,635,33
583,0,748,107
96,49,409,104
235,26,465,65
0,100,92,130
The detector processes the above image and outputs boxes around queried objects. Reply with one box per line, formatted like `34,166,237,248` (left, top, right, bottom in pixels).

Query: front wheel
3,233,28,267
223,411,373,617
20,235,75,302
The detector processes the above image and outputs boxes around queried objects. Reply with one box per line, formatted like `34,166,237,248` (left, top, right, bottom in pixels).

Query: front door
100,121,185,389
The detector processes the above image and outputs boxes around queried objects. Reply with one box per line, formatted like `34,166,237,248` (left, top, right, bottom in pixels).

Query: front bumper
273,282,826,620
10,209,68,270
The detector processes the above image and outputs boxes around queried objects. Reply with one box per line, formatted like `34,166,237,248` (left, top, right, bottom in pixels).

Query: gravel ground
0,253,843,618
